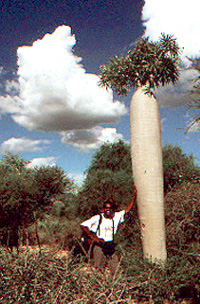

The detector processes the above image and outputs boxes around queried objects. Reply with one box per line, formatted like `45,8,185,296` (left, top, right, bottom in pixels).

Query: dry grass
0,244,199,304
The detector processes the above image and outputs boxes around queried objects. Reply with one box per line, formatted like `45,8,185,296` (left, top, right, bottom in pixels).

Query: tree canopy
163,144,200,193
77,141,134,218
99,34,180,96
0,154,74,230
76,141,200,218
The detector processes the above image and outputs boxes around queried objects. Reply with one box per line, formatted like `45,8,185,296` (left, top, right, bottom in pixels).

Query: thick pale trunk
130,86,167,263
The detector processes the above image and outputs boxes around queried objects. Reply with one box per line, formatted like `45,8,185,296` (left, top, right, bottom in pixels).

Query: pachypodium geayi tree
99,34,180,263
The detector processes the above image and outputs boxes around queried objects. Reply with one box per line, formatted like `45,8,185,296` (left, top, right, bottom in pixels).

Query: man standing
81,186,137,276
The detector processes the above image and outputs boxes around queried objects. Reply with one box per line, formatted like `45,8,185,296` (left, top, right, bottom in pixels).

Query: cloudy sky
0,0,200,185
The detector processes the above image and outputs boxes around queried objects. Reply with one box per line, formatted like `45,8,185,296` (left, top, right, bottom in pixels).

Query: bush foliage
0,153,75,251
77,141,200,220
0,242,199,303
163,144,200,193
0,143,200,303
165,182,200,249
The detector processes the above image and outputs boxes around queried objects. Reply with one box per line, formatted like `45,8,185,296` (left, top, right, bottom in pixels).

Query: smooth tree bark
99,34,180,263
130,86,166,262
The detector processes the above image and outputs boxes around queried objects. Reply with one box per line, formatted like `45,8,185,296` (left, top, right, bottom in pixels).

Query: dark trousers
93,244,119,276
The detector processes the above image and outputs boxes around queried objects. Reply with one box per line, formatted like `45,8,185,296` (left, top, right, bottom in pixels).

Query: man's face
103,203,114,219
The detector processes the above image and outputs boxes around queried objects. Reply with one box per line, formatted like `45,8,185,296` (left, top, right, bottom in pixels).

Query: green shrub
36,214,82,251
165,182,200,249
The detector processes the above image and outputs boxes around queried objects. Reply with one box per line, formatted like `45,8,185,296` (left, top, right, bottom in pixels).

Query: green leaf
99,34,181,96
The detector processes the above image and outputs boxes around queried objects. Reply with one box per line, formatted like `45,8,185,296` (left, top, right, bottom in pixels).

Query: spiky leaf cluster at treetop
99,34,180,95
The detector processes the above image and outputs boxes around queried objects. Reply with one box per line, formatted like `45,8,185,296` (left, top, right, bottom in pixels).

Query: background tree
77,140,134,218
0,154,32,229
99,34,180,262
163,144,200,193
32,165,74,213
77,141,200,218
0,153,29,173
0,154,74,247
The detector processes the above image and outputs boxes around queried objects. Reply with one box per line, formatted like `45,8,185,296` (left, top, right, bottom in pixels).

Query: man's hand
133,184,137,198
93,235,104,245
81,225,104,245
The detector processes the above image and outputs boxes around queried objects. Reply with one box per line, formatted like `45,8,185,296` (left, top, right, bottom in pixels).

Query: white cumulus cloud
61,126,124,152
26,157,56,168
0,95,22,114
8,25,126,132
1,137,50,154
142,0,200,108
155,69,199,108
142,0,200,61
5,80,20,95
68,172,85,186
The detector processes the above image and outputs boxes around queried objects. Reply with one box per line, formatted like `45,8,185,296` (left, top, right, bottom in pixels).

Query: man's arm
125,185,137,214
81,225,104,245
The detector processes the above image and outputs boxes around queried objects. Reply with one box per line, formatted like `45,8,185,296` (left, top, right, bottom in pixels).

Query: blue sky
0,0,200,185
